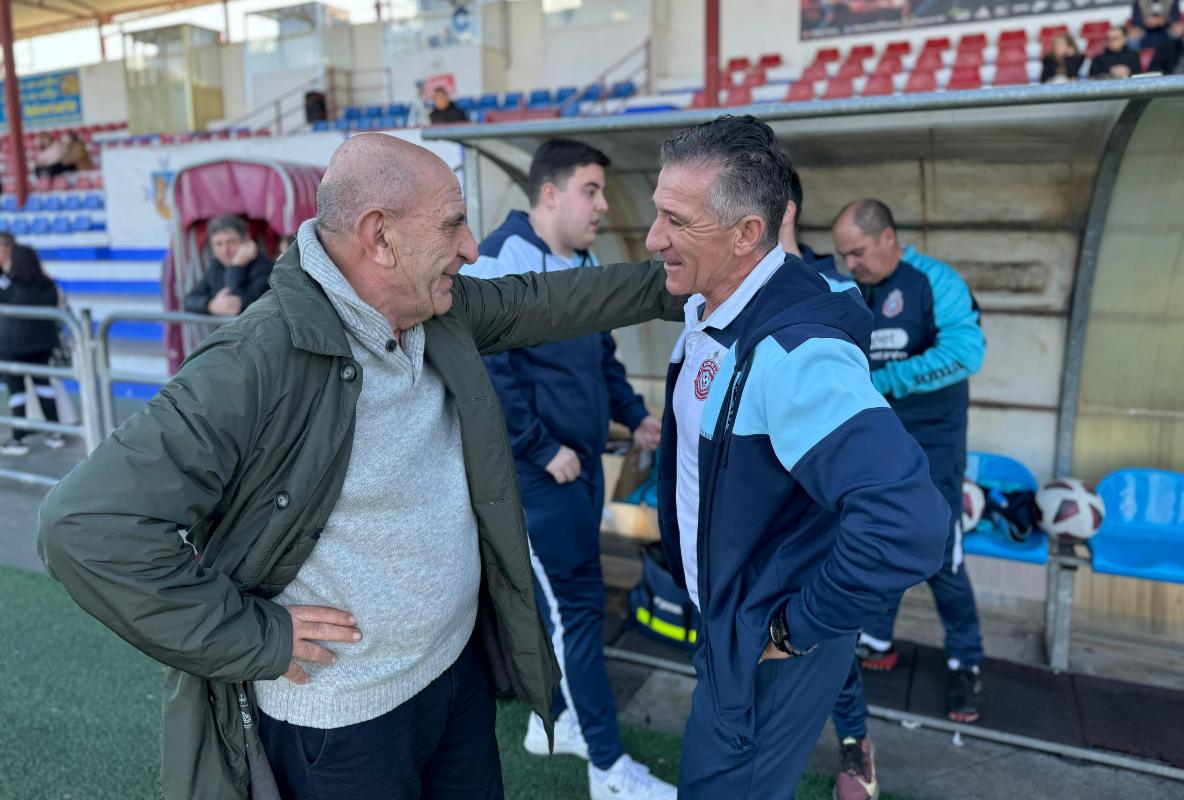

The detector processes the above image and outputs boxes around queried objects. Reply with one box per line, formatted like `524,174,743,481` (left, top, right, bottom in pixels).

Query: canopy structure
11,0,217,39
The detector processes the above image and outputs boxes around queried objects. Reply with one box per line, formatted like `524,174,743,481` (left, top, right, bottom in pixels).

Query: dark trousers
520,463,625,770
831,656,869,741
678,633,856,798
259,637,503,800
4,350,59,442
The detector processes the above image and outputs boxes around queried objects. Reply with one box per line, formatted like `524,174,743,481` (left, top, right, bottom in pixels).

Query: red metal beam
0,0,29,207
704,0,720,107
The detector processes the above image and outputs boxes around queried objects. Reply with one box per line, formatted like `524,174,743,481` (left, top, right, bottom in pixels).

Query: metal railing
94,310,232,438
0,305,101,488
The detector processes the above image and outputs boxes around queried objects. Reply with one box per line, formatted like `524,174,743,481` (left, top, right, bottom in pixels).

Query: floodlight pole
0,0,28,207
705,0,720,107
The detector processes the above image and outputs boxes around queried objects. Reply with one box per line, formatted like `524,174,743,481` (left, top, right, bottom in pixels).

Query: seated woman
183,214,274,317
1041,33,1085,82
61,132,95,173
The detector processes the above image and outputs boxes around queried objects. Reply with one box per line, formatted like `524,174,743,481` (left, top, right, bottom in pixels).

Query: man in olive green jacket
37,134,680,799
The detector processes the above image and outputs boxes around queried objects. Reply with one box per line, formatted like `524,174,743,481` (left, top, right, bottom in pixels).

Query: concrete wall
78,60,128,125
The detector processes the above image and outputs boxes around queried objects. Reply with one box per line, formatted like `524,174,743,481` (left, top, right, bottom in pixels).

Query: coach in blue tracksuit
465,140,674,800
830,198,987,723
649,115,948,797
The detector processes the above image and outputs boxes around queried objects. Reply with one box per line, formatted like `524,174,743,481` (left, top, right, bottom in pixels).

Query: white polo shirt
673,245,786,610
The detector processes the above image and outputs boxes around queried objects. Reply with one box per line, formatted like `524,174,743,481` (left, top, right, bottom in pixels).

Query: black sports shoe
947,665,983,723
855,642,898,671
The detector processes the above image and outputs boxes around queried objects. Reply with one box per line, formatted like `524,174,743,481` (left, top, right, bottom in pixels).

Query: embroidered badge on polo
694,352,720,400
882,288,904,319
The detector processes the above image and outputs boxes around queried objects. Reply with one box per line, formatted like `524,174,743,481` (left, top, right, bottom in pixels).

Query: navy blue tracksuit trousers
520,463,625,771
679,632,856,798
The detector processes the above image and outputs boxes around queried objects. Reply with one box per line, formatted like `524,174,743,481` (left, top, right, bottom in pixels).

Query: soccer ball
1035,478,1106,540
962,479,985,532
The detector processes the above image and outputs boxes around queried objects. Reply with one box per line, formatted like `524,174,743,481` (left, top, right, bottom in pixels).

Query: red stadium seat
724,86,753,106
996,46,1028,65
884,40,911,56
923,36,951,51
801,61,829,81
915,49,945,70
740,69,767,88
836,59,866,79
1086,38,1106,58
1039,25,1069,49
1080,21,1110,38
955,49,985,68
758,53,783,68
905,70,938,93
947,65,982,90
690,90,708,109
787,80,816,102
726,57,750,74
993,64,1029,85
874,54,904,75
848,44,875,60
862,73,896,96
959,33,988,50
998,29,1028,45
823,77,855,99
815,47,841,62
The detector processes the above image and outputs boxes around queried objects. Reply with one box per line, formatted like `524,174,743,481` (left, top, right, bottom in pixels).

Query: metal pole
72,309,103,452
0,0,30,207
463,145,483,239
97,22,107,61
222,0,232,44
704,0,720,107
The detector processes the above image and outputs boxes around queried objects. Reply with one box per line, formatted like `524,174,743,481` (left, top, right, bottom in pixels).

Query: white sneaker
44,433,66,449
589,754,677,800
524,709,589,760
1,438,29,456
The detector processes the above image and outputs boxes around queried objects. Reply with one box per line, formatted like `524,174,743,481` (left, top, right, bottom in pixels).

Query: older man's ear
732,213,767,258
356,209,399,268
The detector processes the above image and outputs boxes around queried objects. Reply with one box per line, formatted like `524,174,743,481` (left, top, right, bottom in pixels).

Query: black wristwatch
769,607,816,658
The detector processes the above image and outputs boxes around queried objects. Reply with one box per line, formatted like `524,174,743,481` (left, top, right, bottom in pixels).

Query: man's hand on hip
759,641,791,664
545,445,582,484
282,605,362,685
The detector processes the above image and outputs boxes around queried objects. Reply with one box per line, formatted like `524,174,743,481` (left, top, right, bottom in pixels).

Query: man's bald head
316,132,454,238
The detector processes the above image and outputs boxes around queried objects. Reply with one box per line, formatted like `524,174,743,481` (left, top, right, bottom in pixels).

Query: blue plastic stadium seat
454,97,475,112
25,196,44,212
477,94,499,110
503,91,524,109
334,118,351,131
44,195,63,211
71,215,91,232
344,107,363,120
31,217,51,234
0,218,9,232
366,105,383,118
610,80,636,99
528,89,553,108
387,103,410,116
312,120,330,132
11,218,29,235
0,195,16,212
377,115,396,129
963,450,1048,564
83,194,103,210
583,84,604,101
556,86,578,104
620,103,679,114
1091,468,1184,584
51,216,71,234
63,195,82,211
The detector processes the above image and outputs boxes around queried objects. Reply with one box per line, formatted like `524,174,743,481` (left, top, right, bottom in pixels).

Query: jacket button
385,339,397,353
274,491,290,509
340,363,357,382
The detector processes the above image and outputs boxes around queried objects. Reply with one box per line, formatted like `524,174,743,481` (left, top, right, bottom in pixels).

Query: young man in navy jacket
464,139,672,800
831,199,987,724
649,115,948,797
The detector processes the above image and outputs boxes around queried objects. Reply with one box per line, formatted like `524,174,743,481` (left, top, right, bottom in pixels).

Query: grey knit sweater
254,220,481,728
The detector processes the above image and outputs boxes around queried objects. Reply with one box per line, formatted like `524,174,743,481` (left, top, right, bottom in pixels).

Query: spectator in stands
429,86,469,125
0,233,65,456
1130,0,1181,51
464,139,672,800
1041,33,1085,82
778,171,879,800
33,133,67,180
37,131,683,800
1090,27,1145,77
648,115,946,799
183,214,274,316
831,199,987,724
61,131,94,172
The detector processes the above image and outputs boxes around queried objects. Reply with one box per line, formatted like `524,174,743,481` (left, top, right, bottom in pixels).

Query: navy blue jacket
657,253,948,739
465,211,649,474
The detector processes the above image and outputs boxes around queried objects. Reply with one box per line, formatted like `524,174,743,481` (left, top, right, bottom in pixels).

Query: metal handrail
94,310,232,438
0,304,101,487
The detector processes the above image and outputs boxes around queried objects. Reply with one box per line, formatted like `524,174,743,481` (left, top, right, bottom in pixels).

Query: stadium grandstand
1,1,1183,799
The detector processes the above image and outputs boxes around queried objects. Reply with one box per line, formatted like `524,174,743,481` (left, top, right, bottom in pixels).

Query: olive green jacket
37,243,680,799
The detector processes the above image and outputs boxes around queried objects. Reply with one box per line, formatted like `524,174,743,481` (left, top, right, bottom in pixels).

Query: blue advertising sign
0,69,84,127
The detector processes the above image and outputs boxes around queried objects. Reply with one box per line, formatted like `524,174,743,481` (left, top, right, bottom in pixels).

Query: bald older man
37,133,682,800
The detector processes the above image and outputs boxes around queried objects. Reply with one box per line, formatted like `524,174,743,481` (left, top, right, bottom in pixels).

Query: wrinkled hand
230,238,259,267
545,445,582,484
282,605,362,685
632,415,662,452
207,288,243,316
758,641,790,664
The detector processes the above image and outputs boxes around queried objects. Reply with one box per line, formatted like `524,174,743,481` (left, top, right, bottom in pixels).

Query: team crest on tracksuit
694,352,720,400
882,288,904,318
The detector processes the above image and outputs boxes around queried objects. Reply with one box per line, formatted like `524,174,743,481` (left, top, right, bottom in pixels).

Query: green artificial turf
0,566,909,799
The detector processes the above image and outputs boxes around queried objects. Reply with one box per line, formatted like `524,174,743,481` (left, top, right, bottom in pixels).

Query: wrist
769,604,816,658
